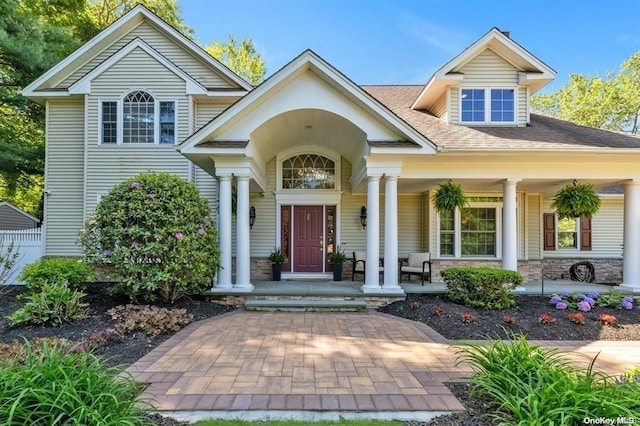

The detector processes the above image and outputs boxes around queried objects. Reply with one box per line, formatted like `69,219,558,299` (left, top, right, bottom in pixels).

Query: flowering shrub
555,302,567,310
598,313,617,326
622,297,634,310
577,301,592,312
539,313,556,324
409,301,420,310
442,267,523,310
502,315,516,325
567,312,585,325
80,173,220,303
462,312,476,323
549,295,562,305
433,306,443,316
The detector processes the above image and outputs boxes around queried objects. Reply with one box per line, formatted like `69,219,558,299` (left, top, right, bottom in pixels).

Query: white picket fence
0,228,43,285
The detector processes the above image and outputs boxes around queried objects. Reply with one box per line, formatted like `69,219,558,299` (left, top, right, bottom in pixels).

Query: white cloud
397,10,469,54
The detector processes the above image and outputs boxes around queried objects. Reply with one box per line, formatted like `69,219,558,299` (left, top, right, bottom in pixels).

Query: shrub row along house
23,6,640,294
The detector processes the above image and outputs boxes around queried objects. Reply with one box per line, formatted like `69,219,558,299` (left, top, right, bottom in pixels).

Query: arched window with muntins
123,90,155,144
282,154,336,189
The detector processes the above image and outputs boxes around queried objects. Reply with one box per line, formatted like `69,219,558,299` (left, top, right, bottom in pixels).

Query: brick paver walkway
126,310,640,419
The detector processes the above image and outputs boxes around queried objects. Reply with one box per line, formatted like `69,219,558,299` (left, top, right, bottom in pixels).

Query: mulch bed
378,293,640,341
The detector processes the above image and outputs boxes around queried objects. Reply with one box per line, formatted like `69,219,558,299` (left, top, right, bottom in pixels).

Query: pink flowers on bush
175,232,184,240
197,228,205,236
131,181,139,188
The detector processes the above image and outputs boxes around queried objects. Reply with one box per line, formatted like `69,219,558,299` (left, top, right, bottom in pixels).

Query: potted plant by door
327,248,347,281
268,247,287,281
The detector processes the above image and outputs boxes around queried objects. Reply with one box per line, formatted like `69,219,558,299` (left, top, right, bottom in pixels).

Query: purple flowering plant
555,302,567,310
577,301,591,312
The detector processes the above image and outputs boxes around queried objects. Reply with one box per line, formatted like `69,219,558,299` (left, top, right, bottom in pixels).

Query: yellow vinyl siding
541,197,623,258
527,193,542,259
431,93,447,118
458,49,518,85
518,86,528,124
45,101,85,256
84,48,191,215
195,100,228,130
61,21,233,89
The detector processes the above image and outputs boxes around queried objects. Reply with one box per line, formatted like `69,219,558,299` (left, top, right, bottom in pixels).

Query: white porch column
363,176,381,292
234,175,254,290
383,175,402,292
502,179,519,271
216,175,233,288
621,180,640,291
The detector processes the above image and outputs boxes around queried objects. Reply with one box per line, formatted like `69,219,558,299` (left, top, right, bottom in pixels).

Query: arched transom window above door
281,154,336,190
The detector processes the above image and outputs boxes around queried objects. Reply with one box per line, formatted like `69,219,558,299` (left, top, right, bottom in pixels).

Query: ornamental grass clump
456,333,640,424
79,172,220,303
0,342,152,425
441,267,523,310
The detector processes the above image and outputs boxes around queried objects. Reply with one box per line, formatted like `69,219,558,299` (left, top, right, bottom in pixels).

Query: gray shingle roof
362,85,640,151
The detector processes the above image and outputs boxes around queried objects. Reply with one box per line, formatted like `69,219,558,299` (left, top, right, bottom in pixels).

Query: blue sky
181,0,640,93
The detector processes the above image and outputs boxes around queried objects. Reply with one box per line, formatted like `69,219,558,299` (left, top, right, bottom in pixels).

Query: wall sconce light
249,206,256,229
360,206,367,229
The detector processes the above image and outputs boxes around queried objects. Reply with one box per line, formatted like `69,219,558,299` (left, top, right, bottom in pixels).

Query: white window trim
275,145,342,192
436,202,503,259
556,215,580,250
459,86,517,125
98,92,178,145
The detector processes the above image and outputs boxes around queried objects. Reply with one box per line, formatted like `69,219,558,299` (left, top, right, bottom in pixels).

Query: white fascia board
411,74,464,110
205,90,248,97
23,5,251,98
69,38,207,95
181,50,436,154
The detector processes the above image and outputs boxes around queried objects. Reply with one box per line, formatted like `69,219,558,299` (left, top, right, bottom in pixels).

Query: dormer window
460,88,515,124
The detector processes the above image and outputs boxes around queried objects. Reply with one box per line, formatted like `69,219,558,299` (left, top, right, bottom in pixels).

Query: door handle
320,237,323,251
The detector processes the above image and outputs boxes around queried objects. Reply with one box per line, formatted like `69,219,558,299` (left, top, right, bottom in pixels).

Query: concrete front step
244,299,367,312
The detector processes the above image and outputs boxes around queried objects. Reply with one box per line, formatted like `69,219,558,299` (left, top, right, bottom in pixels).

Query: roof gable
179,50,436,159
69,38,206,95
23,5,251,99
0,201,40,226
412,28,556,110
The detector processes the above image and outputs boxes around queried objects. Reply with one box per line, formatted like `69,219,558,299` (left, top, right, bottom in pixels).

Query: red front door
294,206,324,272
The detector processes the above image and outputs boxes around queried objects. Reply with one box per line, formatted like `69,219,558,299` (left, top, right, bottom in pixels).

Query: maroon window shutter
543,213,555,251
580,217,592,251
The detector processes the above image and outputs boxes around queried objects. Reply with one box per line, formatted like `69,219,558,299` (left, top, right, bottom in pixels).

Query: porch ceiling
250,108,367,166
390,178,629,195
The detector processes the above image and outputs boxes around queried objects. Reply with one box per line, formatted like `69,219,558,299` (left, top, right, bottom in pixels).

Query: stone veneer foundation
240,257,623,285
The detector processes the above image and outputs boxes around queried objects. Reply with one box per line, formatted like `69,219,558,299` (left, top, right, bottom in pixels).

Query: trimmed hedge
441,267,524,309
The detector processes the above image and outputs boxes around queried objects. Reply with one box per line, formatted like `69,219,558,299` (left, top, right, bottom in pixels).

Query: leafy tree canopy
205,35,266,85
532,53,640,134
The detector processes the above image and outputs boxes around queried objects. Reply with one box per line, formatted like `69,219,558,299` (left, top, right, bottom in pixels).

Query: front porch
206,277,631,310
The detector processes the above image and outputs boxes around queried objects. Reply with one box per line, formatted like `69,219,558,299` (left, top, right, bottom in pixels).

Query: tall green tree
205,35,266,85
532,53,640,134
86,0,193,39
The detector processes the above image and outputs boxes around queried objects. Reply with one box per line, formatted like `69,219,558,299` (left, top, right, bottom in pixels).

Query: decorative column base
361,283,382,293
618,283,640,293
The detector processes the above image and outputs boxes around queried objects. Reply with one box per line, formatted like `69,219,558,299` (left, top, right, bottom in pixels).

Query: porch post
621,180,640,291
216,175,233,288
362,175,381,292
383,175,402,292
234,175,254,290
502,179,519,271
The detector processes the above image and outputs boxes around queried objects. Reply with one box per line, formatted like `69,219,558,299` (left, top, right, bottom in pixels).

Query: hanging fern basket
551,180,601,219
432,180,467,214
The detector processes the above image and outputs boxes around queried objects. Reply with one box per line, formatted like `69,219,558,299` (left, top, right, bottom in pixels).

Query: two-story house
23,5,640,293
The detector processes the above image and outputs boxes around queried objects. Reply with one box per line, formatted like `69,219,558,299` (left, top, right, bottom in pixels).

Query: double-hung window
460,88,515,124
100,90,176,145
437,197,503,258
